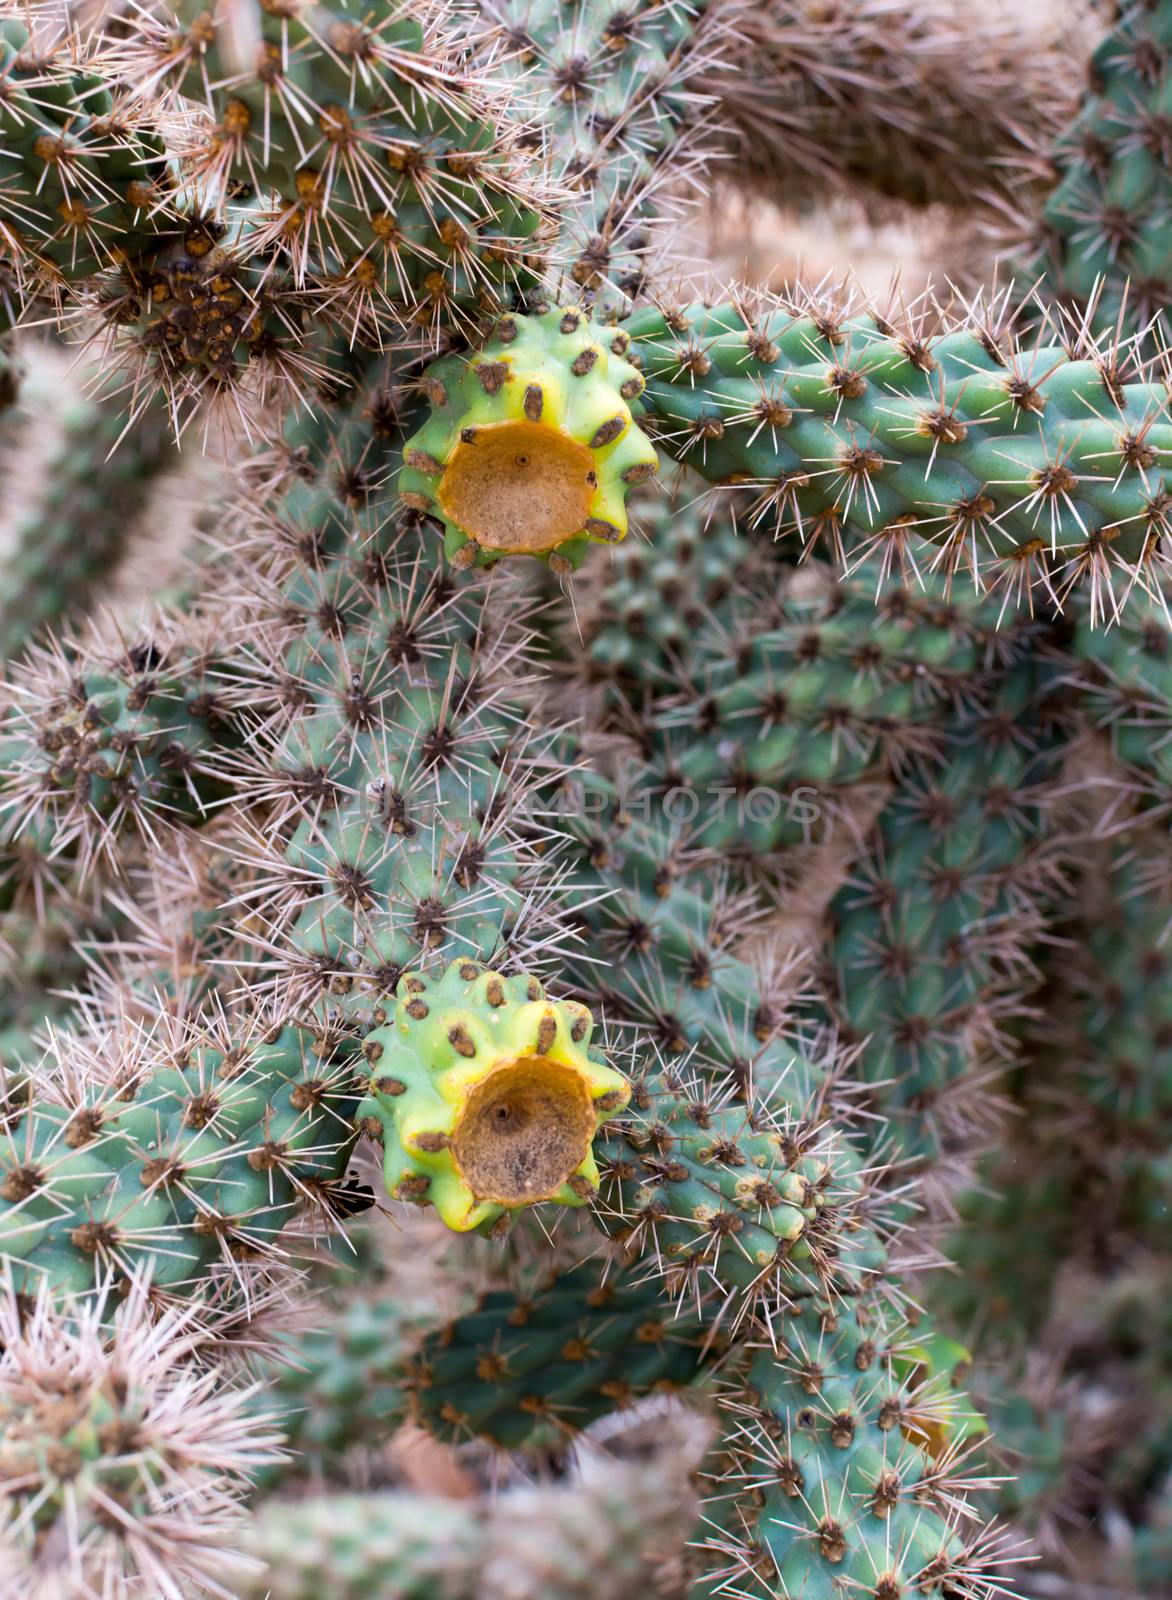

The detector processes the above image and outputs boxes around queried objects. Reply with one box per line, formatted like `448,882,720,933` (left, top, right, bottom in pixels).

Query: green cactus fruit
409,1260,706,1448
399,305,658,568
358,960,631,1232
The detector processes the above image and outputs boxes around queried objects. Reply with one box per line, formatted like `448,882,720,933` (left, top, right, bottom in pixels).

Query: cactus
0,15,171,293
822,645,1068,1166
474,0,730,317
698,1290,1002,1599
1075,584,1172,804
0,1011,364,1298
0,1273,284,1597
0,616,241,885
1019,0,1172,342
2,1,1172,1596
105,0,558,317
2,1,558,421
0,365,174,659
255,1282,442,1483
409,1259,707,1447
626,294,1172,614
703,0,1089,215
576,480,775,698
237,1455,698,1600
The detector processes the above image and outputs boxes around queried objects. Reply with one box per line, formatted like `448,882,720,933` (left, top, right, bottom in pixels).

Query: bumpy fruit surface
359,961,631,1231
399,305,658,568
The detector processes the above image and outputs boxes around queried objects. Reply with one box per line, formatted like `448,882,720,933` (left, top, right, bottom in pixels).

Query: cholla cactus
0,0,1171,1596
0,1272,285,1598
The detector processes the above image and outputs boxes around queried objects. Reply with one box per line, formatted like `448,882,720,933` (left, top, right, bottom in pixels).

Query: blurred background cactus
0,0,1170,1597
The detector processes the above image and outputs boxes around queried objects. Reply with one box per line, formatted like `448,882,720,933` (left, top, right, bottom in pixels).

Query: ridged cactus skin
593,1068,886,1315
0,895,119,1074
0,2,558,417
358,960,631,1231
1076,589,1172,800
0,626,238,881
0,1277,284,1598
0,18,170,289
241,1491,481,1600
1068,843,1172,1220
476,0,723,316
824,651,1067,1163
702,1294,991,1599
409,1261,706,1448
558,765,829,1103
627,297,1172,606
257,1287,442,1484
400,304,657,568
631,565,1037,859
113,0,555,309
578,483,771,693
